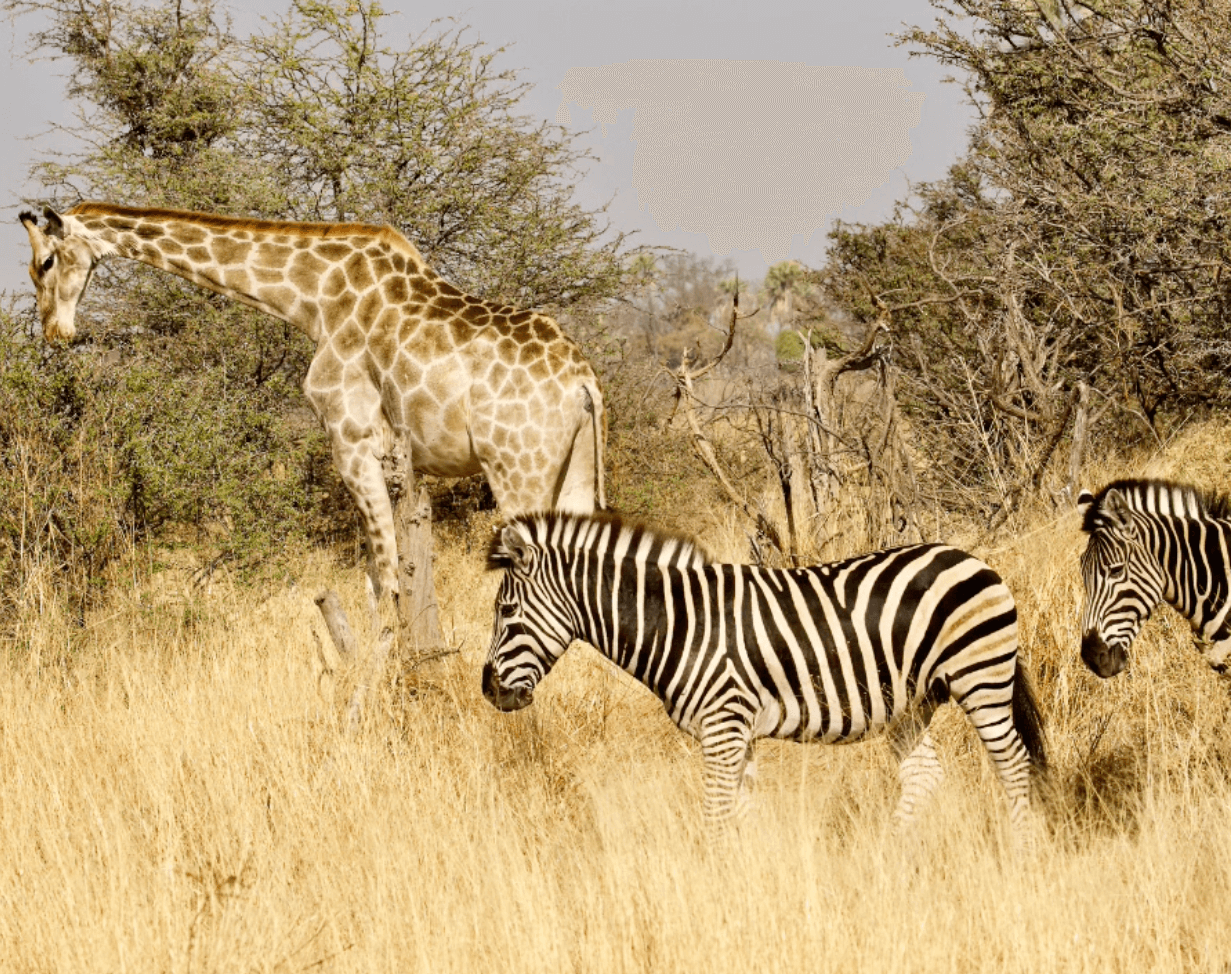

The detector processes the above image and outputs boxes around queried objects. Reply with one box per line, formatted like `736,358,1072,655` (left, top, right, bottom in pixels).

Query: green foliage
3,0,641,621
819,0,1231,517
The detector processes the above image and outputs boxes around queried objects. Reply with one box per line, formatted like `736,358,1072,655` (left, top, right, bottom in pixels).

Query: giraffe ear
1076,489,1094,516
42,207,66,239
21,211,52,259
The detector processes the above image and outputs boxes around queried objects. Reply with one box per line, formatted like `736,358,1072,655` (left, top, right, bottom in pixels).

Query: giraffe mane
1082,477,1231,532
487,511,713,570
65,202,426,265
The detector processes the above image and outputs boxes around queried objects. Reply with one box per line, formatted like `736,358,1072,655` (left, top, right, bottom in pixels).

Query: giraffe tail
586,380,608,510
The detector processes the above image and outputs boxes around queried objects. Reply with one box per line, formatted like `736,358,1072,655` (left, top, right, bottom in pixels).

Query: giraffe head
19,207,100,342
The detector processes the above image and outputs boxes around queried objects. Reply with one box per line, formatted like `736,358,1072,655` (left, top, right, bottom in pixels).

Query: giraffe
19,202,607,610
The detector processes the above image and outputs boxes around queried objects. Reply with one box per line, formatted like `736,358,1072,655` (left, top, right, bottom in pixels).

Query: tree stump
384,434,446,666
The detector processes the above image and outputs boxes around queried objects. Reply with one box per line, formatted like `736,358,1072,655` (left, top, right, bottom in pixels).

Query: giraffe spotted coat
20,203,606,601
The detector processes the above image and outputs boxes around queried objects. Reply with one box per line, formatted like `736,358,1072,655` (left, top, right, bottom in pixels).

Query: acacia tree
4,0,636,585
821,0,1231,525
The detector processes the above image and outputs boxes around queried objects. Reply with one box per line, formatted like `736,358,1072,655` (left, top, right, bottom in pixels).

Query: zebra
1077,478,1231,678
481,511,1046,834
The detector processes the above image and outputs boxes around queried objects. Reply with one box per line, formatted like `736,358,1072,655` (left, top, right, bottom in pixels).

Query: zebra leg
958,689,1037,840
699,717,753,832
888,703,943,831
736,740,758,817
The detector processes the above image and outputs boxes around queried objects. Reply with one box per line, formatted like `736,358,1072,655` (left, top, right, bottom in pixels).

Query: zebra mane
487,511,713,571
1081,478,1231,531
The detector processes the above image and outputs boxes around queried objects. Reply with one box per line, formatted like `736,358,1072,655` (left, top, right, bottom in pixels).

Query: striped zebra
482,512,1046,833
1078,479,1231,678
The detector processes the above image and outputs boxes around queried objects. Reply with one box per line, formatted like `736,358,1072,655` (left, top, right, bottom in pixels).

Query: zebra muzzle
1081,631,1127,678
482,662,534,711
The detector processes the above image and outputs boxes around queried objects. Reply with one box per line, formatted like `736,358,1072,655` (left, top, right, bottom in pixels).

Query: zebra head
483,518,577,712
1077,486,1166,678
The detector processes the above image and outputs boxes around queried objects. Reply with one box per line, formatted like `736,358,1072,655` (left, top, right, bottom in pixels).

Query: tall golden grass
4,422,1231,972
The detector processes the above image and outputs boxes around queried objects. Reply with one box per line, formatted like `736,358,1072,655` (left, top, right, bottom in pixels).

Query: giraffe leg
303,363,399,610
888,700,943,831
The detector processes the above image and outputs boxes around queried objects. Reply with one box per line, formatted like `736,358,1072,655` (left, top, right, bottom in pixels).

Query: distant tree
820,0,1231,523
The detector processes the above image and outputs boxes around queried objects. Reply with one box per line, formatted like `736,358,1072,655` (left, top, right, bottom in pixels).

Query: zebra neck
1148,516,1231,636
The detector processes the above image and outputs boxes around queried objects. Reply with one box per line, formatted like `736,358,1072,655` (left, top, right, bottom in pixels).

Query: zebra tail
1012,664,1048,774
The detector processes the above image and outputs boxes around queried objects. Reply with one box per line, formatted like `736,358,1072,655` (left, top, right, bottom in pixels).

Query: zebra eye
498,600,518,618
1107,562,1126,579
40,254,54,273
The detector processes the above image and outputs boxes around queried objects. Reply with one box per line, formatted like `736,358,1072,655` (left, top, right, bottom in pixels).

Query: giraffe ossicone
19,203,607,604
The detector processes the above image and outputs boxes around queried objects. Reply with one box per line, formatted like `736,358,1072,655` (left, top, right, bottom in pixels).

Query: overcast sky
0,0,976,296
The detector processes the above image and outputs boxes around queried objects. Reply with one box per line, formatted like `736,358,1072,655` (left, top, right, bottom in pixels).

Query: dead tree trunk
385,434,446,666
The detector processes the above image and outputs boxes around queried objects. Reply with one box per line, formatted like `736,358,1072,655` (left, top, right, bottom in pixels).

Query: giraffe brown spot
409,275,436,301
317,243,352,262
496,338,518,360
493,427,509,448
356,290,383,325
254,267,285,285
257,243,293,268
339,416,370,445
370,328,397,371
393,356,423,390
373,307,400,337
435,294,465,315
260,285,296,309
510,323,533,343
509,310,533,324
424,302,449,322
223,268,249,292
323,267,348,299
176,226,208,246
392,253,407,273
488,360,509,389
518,341,545,365
345,252,375,292
290,252,328,293
383,275,409,305
187,246,211,264
326,291,358,325
372,256,393,278
160,238,184,257
527,358,550,381
448,317,478,345
533,319,558,342
334,321,365,360
133,223,164,240
309,352,343,392
212,237,249,265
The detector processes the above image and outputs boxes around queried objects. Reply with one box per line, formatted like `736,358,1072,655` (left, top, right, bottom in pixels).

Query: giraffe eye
40,254,54,273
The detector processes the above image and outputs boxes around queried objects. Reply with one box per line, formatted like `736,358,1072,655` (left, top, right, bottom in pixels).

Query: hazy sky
0,0,975,295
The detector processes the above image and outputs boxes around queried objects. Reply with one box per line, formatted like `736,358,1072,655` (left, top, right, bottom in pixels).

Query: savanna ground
3,420,1231,974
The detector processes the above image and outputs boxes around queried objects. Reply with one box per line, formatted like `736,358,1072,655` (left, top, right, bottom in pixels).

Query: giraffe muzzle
1081,630,1127,678
482,662,534,711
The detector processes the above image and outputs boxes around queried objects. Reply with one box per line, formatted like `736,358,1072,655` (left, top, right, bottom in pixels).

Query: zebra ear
499,523,535,573
1076,489,1094,516
1102,488,1135,531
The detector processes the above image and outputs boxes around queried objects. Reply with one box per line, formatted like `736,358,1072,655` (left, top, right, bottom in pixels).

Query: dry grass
5,423,1231,973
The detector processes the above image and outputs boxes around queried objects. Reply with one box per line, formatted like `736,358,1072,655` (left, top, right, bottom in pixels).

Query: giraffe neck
65,203,432,343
